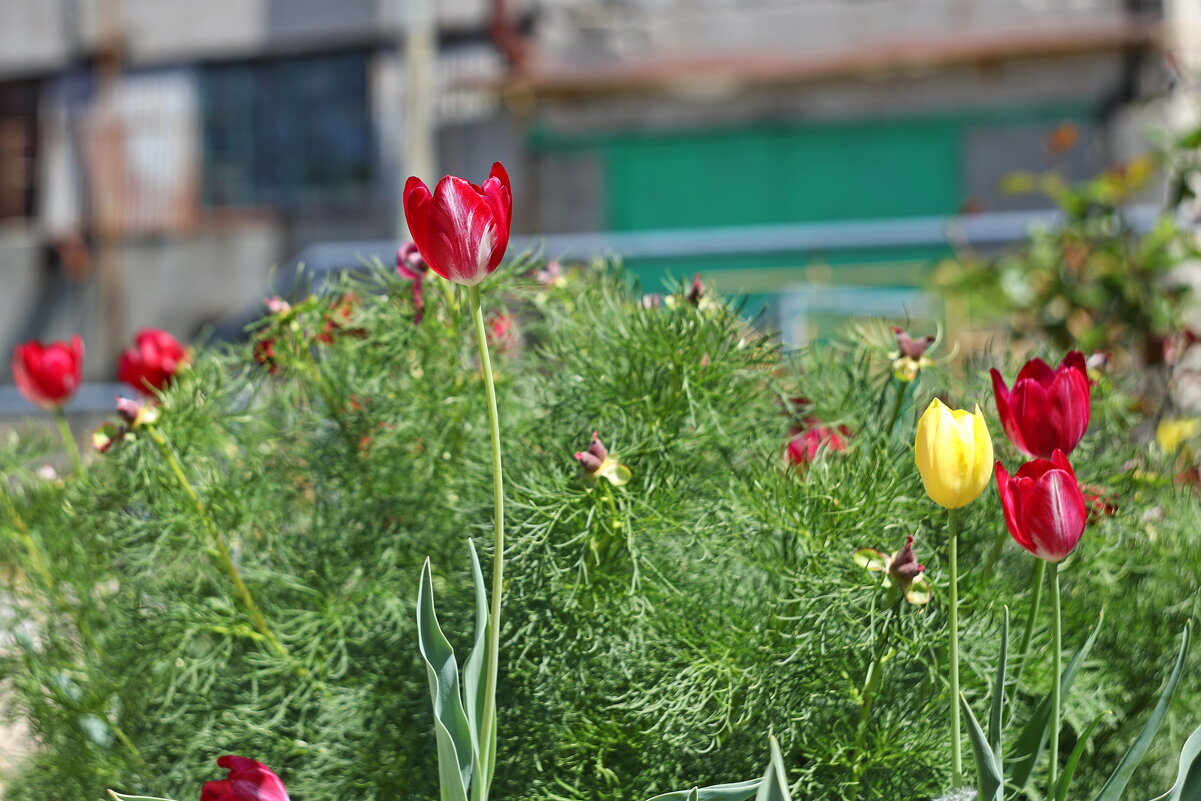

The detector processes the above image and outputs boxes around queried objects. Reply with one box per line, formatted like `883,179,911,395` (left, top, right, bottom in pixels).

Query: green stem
147,428,290,663
54,408,85,477
470,284,505,797
854,594,901,769
883,379,908,438
1050,561,1062,795
949,507,962,787
1010,559,1046,702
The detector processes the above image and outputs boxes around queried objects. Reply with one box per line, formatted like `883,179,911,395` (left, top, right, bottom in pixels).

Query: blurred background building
0,0,1195,388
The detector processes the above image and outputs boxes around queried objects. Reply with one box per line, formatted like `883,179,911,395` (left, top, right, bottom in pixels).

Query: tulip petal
1015,357,1055,386
905,574,932,605
853,548,889,572
1012,467,1086,561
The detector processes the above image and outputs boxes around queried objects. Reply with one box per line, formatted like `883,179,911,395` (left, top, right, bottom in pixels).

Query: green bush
0,260,1196,800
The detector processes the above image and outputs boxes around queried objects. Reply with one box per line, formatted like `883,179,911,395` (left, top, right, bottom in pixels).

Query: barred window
200,50,373,209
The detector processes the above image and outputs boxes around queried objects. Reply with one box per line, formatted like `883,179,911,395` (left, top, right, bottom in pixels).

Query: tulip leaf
644,778,762,801
1092,624,1190,801
1054,711,1108,801
755,736,793,801
461,540,495,796
1156,720,1201,801
962,693,1004,801
1010,611,1104,788
988,608,1009,759
417,557,478,801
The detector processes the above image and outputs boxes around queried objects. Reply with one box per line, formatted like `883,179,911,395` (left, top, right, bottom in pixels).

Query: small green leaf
1093,624,1190,801
644,778,762,801
1157,720,1201,801
1055,711,1107,801
962,694,1004,801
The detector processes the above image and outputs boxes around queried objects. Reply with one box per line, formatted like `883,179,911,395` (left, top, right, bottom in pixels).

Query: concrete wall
1,220,283,381
536,0,1128,65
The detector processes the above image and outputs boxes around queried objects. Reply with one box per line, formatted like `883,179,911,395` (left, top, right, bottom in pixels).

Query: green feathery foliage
0,259,1196,801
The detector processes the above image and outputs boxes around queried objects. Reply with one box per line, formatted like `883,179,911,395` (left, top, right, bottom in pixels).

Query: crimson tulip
12,335,84,409
118,328,187,393
990,351,1090,459
995,450,1086,562
402,162,512,286
200,755,289,801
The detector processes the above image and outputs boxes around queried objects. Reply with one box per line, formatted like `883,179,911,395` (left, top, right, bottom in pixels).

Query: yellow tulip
914,398,994,509
1156,417,1201,454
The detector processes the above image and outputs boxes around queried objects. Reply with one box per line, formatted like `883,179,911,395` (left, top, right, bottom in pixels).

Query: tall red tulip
995,450,1086,562
118,328,187,393
12,335,84,410
200,756,290,801
990,351,1090,459
402,162,512,286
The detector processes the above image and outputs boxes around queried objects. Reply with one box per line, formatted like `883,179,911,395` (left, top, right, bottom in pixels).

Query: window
0,78,40,220
201,51,373,209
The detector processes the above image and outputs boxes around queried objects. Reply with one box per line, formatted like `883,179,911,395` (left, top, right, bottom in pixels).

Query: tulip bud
114,395,160,429
574,431,631,486
891,326,935,382
914,398,994,509
853,534,931,605
995,450,1086,562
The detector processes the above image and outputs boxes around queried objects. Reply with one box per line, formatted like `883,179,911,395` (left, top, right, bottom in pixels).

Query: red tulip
402,162,512,286
118,329,187,394
990,351,1090,459
201,756,289,801
786,424,850,465
12,335,84,410
995,450,1086,562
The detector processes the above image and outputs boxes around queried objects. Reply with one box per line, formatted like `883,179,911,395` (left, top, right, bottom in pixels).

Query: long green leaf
1093,624,1191,801
1010,612,1105,788
756,736,793,801
989,608,1010,759
1157,721,1201,801
644,778,762,801
417,557,478,801
962,694,1004,801
461,541,494,797
1055,711,1108,801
